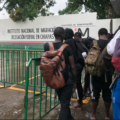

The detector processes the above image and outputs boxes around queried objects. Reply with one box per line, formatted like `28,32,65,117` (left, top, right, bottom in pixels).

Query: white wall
95,19,120,39
0,13,97,42
0,12,120,42
113,19,120,32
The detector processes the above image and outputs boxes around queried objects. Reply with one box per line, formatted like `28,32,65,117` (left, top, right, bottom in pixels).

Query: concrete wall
0,12,120,42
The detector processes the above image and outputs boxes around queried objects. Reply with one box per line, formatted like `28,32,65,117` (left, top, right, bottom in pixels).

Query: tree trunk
107,4,115,19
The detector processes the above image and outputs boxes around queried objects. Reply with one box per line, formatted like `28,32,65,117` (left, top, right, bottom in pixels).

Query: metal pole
33,61,36,120
24,67,29,120
39,71,43,120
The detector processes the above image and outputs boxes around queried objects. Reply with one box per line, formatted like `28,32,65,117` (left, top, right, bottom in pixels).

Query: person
74,32,91,99
102,29,120,120
82,37,94,50
107,33,113,41
74,32,82,42
74,32,94,50
64,28,83,110
44,27,77,120
85,28,112,120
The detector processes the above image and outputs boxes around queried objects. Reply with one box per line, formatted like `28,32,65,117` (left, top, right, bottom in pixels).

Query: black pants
76,63,83,100
56,76,74,120
83,69,90,94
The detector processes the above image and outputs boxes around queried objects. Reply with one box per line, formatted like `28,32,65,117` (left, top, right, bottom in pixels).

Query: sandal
105,117,110,120
69,104,83,110
85,112,96,120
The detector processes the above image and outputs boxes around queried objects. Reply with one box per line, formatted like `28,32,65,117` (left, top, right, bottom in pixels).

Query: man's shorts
91,73,112,102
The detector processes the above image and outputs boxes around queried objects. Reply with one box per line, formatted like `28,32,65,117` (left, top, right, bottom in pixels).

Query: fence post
24,66,29,120
39,71,42,120
3,51,5,88
33,61,36,120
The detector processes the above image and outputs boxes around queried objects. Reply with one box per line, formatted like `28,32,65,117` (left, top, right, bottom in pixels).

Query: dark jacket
74,39,88,54
64,28,85,67
82,37,94,50
64,28,77,59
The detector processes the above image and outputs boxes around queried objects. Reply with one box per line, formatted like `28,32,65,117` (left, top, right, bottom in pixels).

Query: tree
0,0,56,22
58,0,120,19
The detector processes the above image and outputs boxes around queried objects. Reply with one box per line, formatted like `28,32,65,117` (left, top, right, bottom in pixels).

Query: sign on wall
0,13,97,42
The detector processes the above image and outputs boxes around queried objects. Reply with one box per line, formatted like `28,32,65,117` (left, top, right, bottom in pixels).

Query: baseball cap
74,32,81,38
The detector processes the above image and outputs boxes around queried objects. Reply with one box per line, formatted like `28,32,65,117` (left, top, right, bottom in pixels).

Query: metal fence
0,49,44,87
0,48,60,120
0,43,44,50
24,58,85,120
24,58,60,120
0,48,85,120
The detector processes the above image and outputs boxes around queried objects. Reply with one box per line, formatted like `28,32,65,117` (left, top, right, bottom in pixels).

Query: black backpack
74,41,88,67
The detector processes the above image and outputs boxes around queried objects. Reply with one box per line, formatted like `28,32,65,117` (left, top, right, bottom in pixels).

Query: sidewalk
42,95,113,120
0,84,113,120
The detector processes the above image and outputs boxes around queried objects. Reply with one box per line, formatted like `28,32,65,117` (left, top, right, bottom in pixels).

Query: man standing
102,29,120,120
44,27,77,120
64,28,83,110
85,28,112,120
74,32,91,98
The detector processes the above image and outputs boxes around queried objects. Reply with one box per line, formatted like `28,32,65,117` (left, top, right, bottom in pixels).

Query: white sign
0,12,120,43
0,13,97,42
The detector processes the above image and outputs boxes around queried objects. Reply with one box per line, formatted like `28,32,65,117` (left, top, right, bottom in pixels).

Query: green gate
0,49,44,87
24,58,85,120
0,46,85,120
24,58,60,119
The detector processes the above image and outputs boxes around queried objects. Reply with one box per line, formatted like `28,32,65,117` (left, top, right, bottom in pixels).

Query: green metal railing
0,43,44,50
0,49,44,87
24,58,60,120
24,58,85,120
0,48,85,120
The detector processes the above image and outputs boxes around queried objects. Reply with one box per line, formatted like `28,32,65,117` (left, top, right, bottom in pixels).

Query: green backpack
85,40,105,77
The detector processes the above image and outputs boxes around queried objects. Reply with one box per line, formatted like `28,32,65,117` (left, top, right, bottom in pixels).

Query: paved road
0,86,113,119
43,95,113,120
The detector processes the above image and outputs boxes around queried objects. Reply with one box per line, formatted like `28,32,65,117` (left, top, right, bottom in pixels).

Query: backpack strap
49,42,54,51
81,43,89,52
59,44,69,51
93,40,101,50
93,40,97,45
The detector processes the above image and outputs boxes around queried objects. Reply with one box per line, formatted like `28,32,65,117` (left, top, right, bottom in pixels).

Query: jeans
56,75,74,120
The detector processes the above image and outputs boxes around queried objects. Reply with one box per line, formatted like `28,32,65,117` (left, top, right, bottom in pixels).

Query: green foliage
0,0,55,22
58,0,120,19
59,0,83,15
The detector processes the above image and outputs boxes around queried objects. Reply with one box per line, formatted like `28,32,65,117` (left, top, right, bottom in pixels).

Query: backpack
112,38,120,71
85,40,105,77
102,46,113,70
74,41,88,67
40,42,68,89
